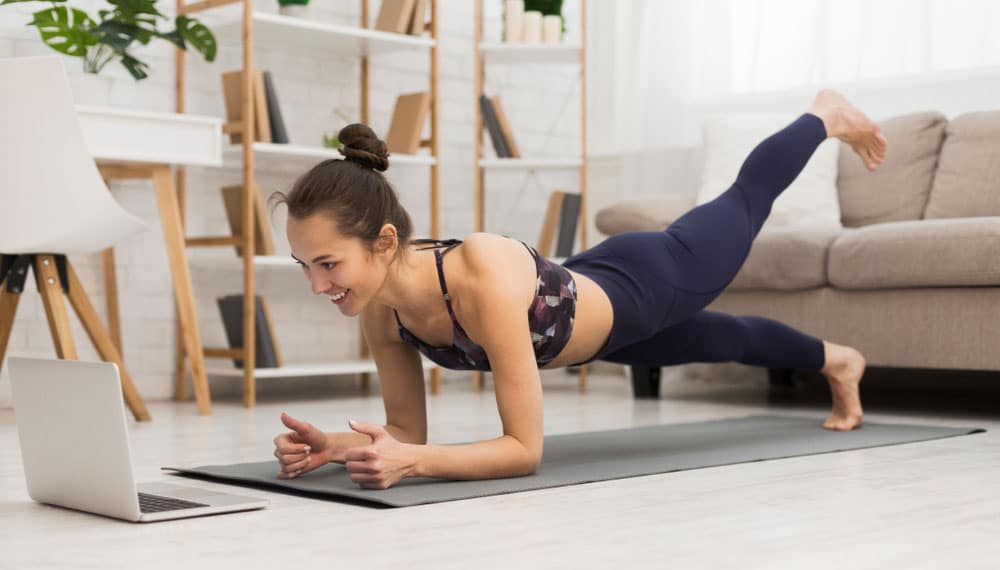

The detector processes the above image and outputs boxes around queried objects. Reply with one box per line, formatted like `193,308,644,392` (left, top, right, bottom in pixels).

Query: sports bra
393,238,577,371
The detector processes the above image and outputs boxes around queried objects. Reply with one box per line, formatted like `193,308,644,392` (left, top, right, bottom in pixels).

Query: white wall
0,0,615,407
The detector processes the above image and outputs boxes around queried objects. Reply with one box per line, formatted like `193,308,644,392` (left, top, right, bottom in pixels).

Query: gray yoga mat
163,415,984,508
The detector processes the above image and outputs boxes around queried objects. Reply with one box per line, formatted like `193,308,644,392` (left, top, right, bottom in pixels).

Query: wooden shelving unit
174,0,442,409
473,0,589,393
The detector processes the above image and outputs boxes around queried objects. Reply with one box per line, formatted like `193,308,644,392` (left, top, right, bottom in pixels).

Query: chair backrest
0,56,146,255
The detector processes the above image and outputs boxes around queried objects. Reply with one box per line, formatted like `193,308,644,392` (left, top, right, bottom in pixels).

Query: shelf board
480,42,582,65
223,143,436,169
187,254,297,269
214,11,436,56
479,157,583,170
205,358,437,379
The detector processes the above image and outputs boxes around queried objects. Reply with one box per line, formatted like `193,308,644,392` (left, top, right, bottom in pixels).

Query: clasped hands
273,412,417,490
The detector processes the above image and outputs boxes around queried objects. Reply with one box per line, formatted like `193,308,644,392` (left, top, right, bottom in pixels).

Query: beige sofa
595,111,1000,398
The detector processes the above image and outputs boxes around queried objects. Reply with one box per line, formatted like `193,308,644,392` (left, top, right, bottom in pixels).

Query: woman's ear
375,223,399,256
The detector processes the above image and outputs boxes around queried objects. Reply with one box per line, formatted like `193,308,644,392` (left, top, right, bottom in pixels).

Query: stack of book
479,94,520,158
375,0,430,35
221,69,289,144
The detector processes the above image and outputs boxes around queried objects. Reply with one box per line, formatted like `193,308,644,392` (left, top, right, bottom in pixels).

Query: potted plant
0,0,217,80
277,0,309,18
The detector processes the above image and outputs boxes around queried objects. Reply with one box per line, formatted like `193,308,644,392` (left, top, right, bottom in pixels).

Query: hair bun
338,123,390,172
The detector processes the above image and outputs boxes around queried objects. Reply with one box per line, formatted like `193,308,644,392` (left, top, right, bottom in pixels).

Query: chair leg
0,281,22,375
64,261,151,422
34,255,78,359
101,247,124,354
174,304,189,401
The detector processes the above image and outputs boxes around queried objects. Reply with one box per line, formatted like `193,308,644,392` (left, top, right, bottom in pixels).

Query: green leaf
105,0,164,25
0,0,66,5
29,6,98,58
176,15,216,61
155,28,185,50
93,20,150,52
119,52,149,80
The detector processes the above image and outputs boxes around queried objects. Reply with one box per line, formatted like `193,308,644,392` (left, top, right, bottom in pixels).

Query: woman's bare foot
808,89,888,171
819,341,865,431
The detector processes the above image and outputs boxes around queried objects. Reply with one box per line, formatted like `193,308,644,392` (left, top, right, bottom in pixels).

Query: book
537,190,566,257
490,96,521,158
375,0,417,33
221,69,271,144
221,184,276,257
479,94,510,157
385,91,431,154
408,0,429,35
216,294,283,369
262,71,289,144
555,192,582,257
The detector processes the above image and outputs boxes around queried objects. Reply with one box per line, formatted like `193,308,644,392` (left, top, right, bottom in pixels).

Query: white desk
78,105,222,417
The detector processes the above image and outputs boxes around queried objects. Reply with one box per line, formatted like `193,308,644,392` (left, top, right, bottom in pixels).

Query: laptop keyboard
138,492,210,513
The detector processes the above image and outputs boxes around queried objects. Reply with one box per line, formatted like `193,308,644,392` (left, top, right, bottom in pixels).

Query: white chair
0,55,152,421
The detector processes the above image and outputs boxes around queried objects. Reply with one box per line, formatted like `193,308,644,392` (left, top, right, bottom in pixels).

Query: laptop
7,356,268,522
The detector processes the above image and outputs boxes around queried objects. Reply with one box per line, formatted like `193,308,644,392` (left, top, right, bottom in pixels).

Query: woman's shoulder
451,233,536,301
457,232,529,267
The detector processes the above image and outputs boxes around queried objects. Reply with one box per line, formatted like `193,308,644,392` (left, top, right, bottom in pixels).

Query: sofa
595,111,1000,398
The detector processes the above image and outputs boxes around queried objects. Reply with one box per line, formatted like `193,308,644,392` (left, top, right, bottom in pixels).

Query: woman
271,89,888,490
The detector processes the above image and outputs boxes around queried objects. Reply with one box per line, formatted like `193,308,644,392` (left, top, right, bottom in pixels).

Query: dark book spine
216,295,279,369
479,94,510,158
555,193,582,257
262,71,289,144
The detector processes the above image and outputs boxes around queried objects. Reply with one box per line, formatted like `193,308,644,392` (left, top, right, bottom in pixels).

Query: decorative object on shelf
525,0,564,37
261,70,289,144
221,68,271,143
408,0,428,35
221,184,276,257
490,96,520,157
479,94,522,158
521,10,541,42
502,0,523,42
537,190,581,257
322,133,340,149
375,0,416,33
542,14,560,43
277,0,309,18
0,0,216,80
385,91,431,154
217,294,283,369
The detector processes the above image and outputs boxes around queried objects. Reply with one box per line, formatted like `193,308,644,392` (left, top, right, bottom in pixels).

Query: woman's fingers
345,460,377,474
276,455,311,478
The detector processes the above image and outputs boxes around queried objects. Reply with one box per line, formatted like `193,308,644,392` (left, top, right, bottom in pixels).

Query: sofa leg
768,367,795,388
630,366,661,399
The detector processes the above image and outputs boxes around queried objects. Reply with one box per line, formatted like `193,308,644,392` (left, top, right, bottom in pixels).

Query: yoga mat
163,415,984,508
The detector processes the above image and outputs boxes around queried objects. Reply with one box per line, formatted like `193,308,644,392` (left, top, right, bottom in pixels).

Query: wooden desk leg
151,165,211,415
430,367,440,395
0,284,21,374
579,364,588,393
174,305,189,401
34,256,78,360
65,262,151,422
101,247,123,354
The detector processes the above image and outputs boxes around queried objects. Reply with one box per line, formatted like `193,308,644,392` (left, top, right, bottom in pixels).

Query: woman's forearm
324,425,417,464
410,435,540,480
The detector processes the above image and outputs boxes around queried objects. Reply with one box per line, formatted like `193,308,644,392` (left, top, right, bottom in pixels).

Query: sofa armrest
595,195,696,236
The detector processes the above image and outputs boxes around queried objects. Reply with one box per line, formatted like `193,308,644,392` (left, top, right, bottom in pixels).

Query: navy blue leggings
564,113,828,371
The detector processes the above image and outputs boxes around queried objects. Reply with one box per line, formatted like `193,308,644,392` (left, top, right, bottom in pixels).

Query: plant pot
278,4,309,17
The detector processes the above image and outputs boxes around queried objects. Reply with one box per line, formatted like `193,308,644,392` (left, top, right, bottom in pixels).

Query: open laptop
7,356,268,522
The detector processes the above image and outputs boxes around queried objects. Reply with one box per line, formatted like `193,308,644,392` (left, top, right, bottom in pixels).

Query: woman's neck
373,245,443,318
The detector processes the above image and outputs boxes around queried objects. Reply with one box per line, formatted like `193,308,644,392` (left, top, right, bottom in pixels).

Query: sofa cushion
594,195,695,236
837,112,947,227
698,113,842,229
923,111,1000,219
828,218,1000,289
727,227,842,291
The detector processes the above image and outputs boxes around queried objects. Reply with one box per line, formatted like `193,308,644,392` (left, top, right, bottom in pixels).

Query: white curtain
589,0,1000,196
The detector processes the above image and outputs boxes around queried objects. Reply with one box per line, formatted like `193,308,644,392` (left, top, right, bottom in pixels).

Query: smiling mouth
329,290,350,304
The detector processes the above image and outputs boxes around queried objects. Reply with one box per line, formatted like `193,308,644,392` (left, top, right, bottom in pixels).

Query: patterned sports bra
393,238,577,371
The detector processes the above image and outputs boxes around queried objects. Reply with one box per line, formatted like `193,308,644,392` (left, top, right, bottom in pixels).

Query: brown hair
269,123,413,255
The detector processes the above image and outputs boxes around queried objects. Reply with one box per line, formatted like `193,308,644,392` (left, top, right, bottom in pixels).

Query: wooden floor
2,365,998,569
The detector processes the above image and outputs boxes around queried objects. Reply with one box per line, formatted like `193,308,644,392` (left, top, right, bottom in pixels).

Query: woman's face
286,214,392,317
